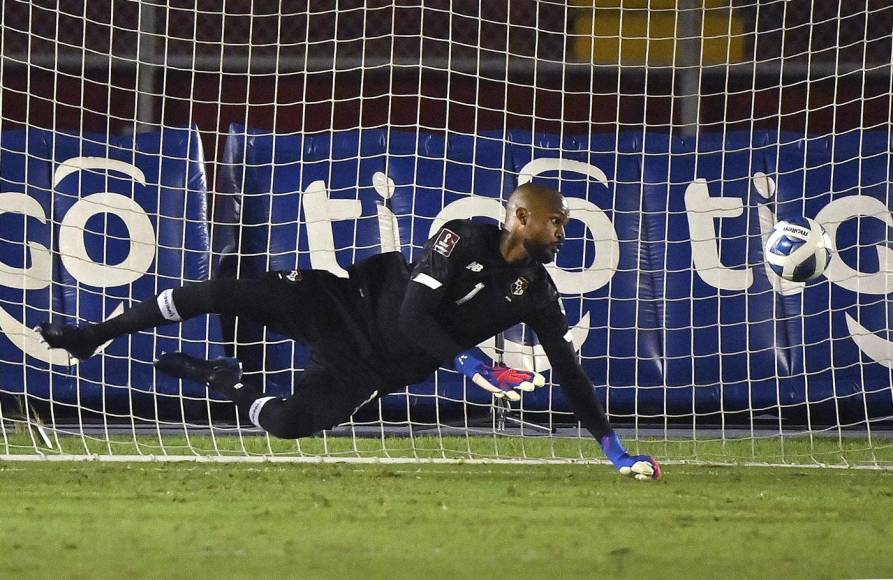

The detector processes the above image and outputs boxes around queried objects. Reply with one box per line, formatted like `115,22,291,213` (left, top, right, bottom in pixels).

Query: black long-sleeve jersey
346,219,610,439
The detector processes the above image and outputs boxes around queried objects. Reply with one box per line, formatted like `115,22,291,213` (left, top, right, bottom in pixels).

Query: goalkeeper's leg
37,276,293,360
155,352,378,439
250,374,379,439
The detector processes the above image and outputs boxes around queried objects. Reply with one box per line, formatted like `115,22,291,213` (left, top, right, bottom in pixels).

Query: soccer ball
765,217,832,282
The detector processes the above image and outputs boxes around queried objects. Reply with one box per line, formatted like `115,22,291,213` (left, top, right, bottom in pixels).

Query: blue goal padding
6,124,890,425
0,127,224,411
221,125,893,423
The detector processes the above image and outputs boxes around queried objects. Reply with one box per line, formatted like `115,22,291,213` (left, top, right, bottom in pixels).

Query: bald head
501,183,569,264
505,183,566,224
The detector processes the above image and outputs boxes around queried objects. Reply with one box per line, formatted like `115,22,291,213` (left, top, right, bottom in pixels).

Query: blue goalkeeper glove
454,349,545,402
600,432,662,481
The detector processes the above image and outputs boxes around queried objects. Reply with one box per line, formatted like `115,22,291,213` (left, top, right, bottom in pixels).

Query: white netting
1,1,891,466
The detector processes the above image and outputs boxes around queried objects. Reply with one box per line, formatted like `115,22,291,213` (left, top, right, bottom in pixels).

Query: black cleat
36,322,101,360
154,352,242,387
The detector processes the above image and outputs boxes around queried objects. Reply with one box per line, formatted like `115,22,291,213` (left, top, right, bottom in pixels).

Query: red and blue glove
454,349,545,402
601,432,662,480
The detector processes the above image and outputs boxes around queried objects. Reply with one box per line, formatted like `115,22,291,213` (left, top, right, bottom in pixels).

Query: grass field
1,435,892,579
4,427,893,466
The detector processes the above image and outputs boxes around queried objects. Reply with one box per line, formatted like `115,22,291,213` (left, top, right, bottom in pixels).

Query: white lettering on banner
815,195,893,296
546,197,619,294
517,157,609,189
0,193,53,290
0,188,93,364
685,178,753,291
458,157,618,371
815,196,893,369
753,171,804,296
751,172,776,200
0,157,151,364
517,157,620,295
3,151,892,372
53,156,147,189
54,157,154,288
430,197,505,232
374,172,402,253
59,192,156,287
372,171,396,199
846,313,893,369
301,180,362,278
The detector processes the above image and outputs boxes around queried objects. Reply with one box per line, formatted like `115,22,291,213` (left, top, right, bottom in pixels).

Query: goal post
0,1,891,467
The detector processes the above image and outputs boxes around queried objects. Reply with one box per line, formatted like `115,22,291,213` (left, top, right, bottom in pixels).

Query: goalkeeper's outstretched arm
531,312,662,481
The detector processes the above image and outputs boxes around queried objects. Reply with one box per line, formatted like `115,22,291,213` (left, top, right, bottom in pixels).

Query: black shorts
199,270,384,386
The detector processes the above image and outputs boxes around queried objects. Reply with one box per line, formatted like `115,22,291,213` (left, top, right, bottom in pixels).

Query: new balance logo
465,262,484,272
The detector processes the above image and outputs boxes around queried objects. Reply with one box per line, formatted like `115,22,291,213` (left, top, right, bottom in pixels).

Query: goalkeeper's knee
248,397,332,439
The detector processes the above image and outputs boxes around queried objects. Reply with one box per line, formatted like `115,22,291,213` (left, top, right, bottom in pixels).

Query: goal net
1,1,892,467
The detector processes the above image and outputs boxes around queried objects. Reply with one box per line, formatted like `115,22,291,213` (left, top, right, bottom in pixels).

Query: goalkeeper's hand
600,432,662,481
454,349,545,402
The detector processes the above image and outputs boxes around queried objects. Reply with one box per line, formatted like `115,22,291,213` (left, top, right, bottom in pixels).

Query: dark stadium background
3,1,891,193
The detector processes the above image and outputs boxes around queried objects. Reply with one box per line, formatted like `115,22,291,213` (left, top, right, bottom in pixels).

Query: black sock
88,283,216,344
206,373,281,431
202,368,263,410
211,377,262,408
89,295,169,344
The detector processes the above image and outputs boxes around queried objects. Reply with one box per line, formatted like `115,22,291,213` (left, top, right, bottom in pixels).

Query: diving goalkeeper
39,183,661,480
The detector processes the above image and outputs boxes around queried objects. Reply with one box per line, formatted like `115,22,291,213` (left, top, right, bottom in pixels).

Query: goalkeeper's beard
523,239,557,264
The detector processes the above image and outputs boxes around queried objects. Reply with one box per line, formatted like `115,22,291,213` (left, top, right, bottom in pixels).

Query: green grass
0,460,890,580
4,429,893,467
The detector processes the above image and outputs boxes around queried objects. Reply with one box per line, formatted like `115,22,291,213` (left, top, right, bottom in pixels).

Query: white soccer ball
765,217,832,282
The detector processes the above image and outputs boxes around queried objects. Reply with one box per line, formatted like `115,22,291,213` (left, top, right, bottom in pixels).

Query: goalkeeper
39,183,661,480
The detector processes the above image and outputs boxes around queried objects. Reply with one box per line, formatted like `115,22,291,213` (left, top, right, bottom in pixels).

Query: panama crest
511,276,529,296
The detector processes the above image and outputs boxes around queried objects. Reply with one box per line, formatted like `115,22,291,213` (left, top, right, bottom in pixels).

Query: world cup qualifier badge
434,228,460,257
